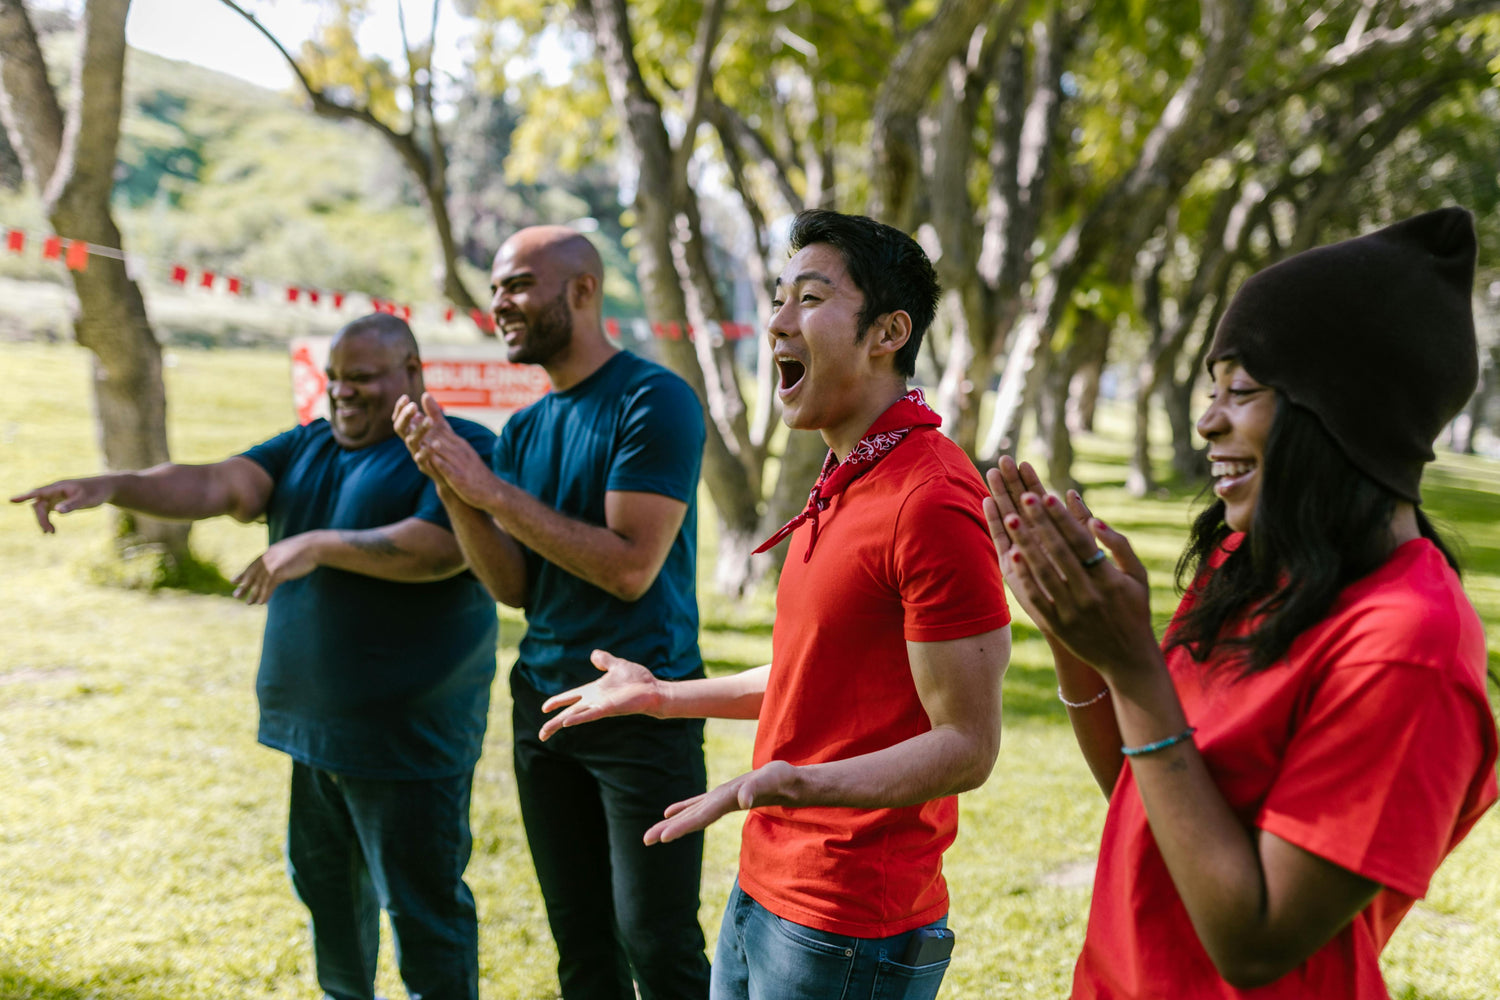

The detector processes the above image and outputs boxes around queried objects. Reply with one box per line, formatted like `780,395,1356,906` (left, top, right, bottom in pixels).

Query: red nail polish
1044,495,1058,507
1005,515,1021,530
1023,494,1037,506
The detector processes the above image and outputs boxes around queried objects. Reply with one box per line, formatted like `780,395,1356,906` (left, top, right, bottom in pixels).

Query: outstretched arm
11,457,274,531
1001,474,1381,989
231,516,466,604
537,651,769,741
641,626,1011,845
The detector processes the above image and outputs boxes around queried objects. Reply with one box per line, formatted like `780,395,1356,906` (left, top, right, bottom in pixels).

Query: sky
124,0,459,92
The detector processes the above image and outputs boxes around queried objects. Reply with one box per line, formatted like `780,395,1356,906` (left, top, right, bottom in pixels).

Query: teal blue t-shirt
242,417,499,779
494,350,705,695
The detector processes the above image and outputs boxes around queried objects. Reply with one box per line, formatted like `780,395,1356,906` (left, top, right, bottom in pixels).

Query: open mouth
777,358,806,393
1210,459,1256,497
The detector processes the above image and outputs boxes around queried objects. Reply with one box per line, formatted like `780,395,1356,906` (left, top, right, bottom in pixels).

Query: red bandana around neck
754,388,943,560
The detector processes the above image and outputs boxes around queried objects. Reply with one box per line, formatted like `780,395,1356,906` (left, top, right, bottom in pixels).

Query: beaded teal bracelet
1120,727,1197,757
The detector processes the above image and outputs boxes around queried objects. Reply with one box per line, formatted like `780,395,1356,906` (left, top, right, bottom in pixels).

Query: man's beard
507,287,573,365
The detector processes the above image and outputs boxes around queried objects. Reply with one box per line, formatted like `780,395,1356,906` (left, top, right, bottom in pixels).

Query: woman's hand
984,457,1159,688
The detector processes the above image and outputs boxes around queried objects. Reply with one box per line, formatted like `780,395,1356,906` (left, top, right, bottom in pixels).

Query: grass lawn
1,340,1497,999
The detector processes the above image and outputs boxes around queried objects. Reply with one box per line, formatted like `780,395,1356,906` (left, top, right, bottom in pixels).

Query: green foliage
0,35,643,322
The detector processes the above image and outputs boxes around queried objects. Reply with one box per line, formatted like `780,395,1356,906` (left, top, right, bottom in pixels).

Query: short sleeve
491,419,517,482
239,424,305,482
606,372,704,502
1258,661,1492,898
893,476,1010,643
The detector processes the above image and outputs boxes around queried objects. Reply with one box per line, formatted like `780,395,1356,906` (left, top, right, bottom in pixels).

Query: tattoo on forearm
339,530,407,558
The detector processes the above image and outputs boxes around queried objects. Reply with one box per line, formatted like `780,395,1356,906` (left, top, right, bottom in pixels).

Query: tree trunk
0,0,191,569
867,0,997,226
582,0,767,594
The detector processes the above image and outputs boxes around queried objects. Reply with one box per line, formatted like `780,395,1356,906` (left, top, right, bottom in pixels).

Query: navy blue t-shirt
494,350,705,695
241,418,499,780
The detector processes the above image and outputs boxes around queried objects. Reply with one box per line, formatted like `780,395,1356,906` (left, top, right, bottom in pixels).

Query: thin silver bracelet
1058,685,1110,709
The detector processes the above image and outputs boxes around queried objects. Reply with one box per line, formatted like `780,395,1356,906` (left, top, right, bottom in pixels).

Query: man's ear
865,310,912,362
569,273,601,310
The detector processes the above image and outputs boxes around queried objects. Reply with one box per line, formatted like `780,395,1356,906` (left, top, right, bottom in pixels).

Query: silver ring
1081,549,1107,568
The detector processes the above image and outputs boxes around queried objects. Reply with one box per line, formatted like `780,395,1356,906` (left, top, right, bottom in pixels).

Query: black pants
511,668,712,1000
286,763,479,1000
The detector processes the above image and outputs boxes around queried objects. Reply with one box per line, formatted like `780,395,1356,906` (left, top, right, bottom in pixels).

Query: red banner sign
291,338,552,430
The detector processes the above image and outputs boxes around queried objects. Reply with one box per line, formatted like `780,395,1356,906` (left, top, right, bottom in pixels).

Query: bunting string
2,222,759,344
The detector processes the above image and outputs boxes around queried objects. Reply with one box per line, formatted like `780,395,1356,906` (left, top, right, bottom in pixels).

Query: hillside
0,39,642,347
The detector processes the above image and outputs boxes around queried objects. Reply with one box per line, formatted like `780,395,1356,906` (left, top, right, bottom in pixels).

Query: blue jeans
286,763,479,1000
710,882,952,1000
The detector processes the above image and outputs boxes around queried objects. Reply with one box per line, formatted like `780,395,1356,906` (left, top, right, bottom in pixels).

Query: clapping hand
393,393,494,507
983,457,1157,683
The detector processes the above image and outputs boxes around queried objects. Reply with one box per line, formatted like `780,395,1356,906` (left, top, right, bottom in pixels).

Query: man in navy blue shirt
395,226,710,1000
13,315,498,1000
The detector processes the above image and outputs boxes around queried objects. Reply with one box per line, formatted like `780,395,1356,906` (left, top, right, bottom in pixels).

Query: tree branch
670,0,727,191
0,0,64,193
708,95,802,214
1239,0,1500,121
52,0,131,222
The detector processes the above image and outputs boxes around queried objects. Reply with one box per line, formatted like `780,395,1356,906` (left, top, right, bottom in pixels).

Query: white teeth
1211,461,1254,477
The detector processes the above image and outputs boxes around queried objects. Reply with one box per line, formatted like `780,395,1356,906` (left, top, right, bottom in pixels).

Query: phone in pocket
901,927,955,965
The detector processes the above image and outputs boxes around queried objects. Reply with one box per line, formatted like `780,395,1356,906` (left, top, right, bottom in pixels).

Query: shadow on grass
1003,660,1073,722
703,620,774,638
0,968,179,1000
85,546,236,597
705,657,763,676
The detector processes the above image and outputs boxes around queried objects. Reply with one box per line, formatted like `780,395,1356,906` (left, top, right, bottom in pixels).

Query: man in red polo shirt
539,210,1011,1000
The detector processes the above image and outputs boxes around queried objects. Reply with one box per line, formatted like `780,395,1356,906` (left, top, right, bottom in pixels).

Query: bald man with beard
395,227,712,999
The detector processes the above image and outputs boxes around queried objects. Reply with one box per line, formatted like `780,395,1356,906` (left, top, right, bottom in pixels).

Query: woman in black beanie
986,207,1498,999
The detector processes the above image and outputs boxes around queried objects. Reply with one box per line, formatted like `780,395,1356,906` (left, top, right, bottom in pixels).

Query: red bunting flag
308,289,320,305
64,239,89,271
227,276,242,295
5,230,23,253
400,305,411,321
200,270,216,288
333,292,345,309
469,308,496,334
444,307,455,322
42,236,61,260
171,264,188,284
287,287,301,303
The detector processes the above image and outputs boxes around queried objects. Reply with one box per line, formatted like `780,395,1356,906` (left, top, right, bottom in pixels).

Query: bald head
499,226,603,291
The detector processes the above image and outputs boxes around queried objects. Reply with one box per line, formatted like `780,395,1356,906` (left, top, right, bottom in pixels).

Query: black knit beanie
1206,207,1478,503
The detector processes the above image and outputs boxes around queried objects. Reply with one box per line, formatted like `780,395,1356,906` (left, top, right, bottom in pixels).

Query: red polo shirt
1073,537,1498,999
737,425,1010,937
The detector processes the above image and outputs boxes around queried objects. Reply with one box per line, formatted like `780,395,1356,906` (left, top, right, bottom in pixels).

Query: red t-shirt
737,425,1010,937
1073,537,1498,999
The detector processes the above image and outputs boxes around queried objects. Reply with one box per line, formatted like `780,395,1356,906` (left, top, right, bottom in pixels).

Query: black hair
787,210,941,378
338,313,420,362
1166,396,1458,674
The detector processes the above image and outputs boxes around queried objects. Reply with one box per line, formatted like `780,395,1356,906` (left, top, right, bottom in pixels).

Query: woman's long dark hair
1166,396,1458,674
